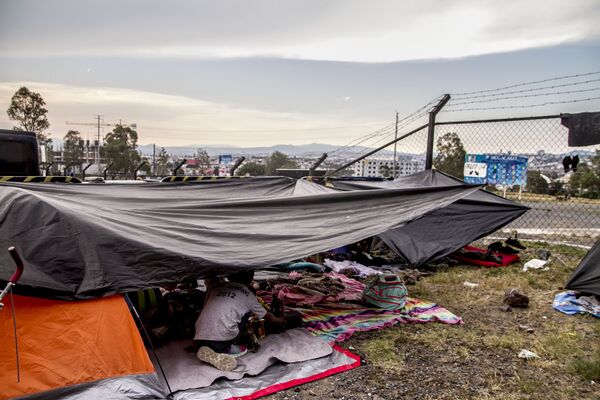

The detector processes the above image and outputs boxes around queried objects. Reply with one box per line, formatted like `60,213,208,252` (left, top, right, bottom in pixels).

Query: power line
328,95,443,157
330,124,396,157
451,78,600,100
329,96,441,156
451,71,600,96
442,95,600,112
447,86,600,107
339,111,428,159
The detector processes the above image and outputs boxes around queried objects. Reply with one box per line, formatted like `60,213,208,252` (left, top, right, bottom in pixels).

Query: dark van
0,129,40,176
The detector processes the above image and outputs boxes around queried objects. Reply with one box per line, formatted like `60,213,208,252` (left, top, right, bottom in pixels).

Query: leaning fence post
173,159,187,176
425,94,451,170
309,153,328,177
103,162,114,180
82,163,94,181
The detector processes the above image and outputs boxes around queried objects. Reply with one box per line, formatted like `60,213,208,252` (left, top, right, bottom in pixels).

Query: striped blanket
295,298,463,343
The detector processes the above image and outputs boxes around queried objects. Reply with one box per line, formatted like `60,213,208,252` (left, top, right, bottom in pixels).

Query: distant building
353,156,424,177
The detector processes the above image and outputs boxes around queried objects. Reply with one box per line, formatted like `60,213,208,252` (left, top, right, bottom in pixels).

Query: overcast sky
1,0,599,148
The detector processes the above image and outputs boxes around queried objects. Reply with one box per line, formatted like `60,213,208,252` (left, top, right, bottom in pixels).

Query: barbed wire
329,124,397,157
442,95,600,112
333,110,429,160
451,71,600,96
447,87,600,107
451,78,600,101
328,95,443,157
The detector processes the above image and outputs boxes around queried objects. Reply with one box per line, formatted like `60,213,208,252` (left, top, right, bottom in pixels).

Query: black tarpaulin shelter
325,170,529,267
0,176,480,300
566,238,600,296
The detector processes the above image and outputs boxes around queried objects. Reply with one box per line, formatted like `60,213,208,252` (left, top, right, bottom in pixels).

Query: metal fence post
425,94,451,170
309,153,328,177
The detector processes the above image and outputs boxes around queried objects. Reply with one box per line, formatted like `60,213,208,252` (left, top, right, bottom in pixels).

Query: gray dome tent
566,238,600,296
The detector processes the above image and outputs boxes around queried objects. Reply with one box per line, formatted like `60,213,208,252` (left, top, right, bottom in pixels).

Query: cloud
1,0,599,62
0,82,387,146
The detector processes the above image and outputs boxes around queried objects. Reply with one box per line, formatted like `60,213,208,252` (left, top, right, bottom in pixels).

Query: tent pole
124,295,174,397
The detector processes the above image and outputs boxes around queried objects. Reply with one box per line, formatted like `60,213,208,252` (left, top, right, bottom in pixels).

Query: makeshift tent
0,177,478,299
0,176,479,399
566,238,600,296
323,170,529,267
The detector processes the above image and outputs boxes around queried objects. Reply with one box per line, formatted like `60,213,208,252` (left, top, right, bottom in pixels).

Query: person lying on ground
193,270,295,371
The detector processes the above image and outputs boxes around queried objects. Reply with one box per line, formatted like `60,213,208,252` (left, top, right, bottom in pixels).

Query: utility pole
393,112,398,179
327,123,429,177
66,117,136,172
425,94,451,170
153,144,156,176
95,114,102,165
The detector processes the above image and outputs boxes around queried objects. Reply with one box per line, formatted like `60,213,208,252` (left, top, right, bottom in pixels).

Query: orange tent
0,294,155,399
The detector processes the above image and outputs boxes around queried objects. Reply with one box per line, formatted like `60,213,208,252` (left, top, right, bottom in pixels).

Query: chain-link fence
432,115,599,246
327,113,599,247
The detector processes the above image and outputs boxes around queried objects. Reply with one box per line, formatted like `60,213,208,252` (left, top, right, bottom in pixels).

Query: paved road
504,200,600,244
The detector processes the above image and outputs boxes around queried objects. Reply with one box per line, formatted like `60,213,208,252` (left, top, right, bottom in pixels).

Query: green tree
526,170,549,194
265,151,297,175
195,148,212,170
63,130,84,169
570,156,600,198
236,162,266,176
101,125,141,178
433,132,466,179
590,150,600,176
156,147,171,176
6,86,51,144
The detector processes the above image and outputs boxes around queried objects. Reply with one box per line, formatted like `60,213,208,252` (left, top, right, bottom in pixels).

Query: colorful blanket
295,298,463,343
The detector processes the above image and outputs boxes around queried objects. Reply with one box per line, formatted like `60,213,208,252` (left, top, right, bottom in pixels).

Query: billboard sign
219,154,233,165
464,154,528,186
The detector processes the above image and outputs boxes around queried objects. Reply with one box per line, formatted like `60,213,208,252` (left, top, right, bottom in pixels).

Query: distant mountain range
137,143,347,157
49,139,597,159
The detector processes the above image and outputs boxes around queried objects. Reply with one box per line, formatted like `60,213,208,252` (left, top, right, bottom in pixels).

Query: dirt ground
267,243,600,400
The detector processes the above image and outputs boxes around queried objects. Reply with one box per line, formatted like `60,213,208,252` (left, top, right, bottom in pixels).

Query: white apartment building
353,156,425,178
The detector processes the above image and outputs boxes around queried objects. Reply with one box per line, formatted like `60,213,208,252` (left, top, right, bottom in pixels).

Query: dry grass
348,242,599,399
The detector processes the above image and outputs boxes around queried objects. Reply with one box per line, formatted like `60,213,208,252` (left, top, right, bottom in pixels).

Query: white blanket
155,328,332,391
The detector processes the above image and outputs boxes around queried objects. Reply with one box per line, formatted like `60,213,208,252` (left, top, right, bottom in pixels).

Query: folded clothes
270,272,365,306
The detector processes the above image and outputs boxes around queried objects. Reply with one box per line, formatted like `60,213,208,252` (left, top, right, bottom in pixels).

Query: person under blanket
194,270,288,371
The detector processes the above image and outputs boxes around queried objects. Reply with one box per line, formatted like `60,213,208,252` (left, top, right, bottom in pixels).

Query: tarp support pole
425,94,451,170
124,295,173,397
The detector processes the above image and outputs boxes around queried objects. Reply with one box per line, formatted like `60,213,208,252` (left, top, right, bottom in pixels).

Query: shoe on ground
227,344,248,358
197,346,237,371
505,238,526,250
